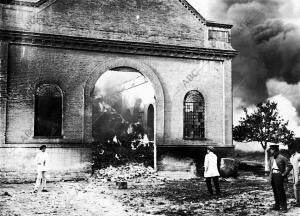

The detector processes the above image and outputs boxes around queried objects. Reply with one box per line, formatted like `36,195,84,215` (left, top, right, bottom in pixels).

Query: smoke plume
199,0,300,117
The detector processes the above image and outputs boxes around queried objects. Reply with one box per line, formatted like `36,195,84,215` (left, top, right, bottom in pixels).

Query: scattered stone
220,158,240,178
2,191,12,196
116,181,128,189
93,163,156,182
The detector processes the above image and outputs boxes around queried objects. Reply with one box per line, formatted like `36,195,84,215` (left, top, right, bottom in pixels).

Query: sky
188,0,300,137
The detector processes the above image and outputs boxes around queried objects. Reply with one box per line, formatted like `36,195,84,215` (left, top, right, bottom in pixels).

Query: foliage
233,100,295,150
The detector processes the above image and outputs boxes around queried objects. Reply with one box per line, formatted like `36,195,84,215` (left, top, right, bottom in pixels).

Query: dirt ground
1,170,300,216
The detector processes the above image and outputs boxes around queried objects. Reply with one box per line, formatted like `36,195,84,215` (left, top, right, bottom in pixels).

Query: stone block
220,158,240,178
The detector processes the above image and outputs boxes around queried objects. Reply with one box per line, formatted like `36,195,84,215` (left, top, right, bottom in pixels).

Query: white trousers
34,171,47,190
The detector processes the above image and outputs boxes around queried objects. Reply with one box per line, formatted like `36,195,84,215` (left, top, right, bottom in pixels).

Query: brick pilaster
0,41,8,145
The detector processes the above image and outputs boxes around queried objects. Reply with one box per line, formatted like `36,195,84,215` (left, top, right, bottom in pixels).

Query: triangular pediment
1,0,211,47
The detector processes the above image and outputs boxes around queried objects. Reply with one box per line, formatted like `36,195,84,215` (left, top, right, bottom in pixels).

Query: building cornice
206,21,233,29
0,0,57,12
2,0,48,7
0,30,237,59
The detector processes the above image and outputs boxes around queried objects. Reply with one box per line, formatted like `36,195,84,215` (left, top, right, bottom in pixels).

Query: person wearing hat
290,146,300,207
269,144,292,213
33,145,49,193
204,146,220,195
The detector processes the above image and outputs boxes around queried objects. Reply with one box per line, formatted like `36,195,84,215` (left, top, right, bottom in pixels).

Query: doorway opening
91,67,155,169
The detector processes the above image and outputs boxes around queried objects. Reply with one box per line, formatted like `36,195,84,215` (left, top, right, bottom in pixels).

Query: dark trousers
271,173,287,209
206,176,220,194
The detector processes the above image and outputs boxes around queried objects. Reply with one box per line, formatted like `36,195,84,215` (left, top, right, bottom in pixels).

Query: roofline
1,0,48,7
179,0,233,29
0,0,57,12
2,0,234,29
178,0,207,24
206,21,233,29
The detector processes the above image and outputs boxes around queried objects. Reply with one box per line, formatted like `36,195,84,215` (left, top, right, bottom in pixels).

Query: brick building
0,0,237,182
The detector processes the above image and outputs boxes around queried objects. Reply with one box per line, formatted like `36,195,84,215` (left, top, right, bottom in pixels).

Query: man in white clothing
33,145,49,193
290,147,300,207
204,146,220,195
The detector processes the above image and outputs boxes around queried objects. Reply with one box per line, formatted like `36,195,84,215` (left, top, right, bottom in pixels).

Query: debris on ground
2,191,12,197
92,163,157,182
1,162,300,216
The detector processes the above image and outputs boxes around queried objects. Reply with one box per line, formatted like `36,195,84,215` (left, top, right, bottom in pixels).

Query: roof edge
179,0,233,29
178,0,207,24
2,0,48,7
206,21,233,29
0,0,57,12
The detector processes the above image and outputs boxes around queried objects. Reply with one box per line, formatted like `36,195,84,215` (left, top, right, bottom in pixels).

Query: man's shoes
281,208,288,213
41,189,49,192
270,205,280,211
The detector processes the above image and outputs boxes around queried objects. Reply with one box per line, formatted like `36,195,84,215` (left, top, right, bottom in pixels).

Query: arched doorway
84,58,165,170
91,68,155,143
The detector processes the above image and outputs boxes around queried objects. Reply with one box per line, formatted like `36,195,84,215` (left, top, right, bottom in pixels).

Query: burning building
0,0,237,181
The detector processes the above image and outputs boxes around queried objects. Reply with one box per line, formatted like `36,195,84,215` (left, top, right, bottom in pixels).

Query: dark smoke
252,19,295,44
211,0,300,115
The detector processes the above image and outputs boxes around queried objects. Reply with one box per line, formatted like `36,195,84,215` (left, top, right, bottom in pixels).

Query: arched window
34,84,62,137
183,90,205,140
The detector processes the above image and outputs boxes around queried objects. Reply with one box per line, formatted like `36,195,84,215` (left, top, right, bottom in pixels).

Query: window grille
183,90,205,140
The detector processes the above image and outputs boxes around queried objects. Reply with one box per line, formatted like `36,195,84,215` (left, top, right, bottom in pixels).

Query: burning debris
91,131,154,172
91,96,154,172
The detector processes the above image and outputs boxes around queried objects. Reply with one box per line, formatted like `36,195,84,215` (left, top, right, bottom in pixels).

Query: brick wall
0,0,206,48
6,45,102,143
0,147,92,183
4,45,231,147
139,57,229,146
0,42,8,144
0,0,235,182
1,44,232,181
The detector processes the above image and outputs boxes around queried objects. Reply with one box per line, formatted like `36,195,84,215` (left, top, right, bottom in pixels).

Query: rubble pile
93,163,157,182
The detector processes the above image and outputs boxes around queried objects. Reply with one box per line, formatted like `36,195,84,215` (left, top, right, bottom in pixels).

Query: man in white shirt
33,145,49,193
290,147,300,207
204,146,220,195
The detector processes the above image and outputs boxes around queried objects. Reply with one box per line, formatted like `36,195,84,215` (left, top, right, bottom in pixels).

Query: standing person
204,146,220,195
290,147,300,207
33,145,49,193
269,145,292,213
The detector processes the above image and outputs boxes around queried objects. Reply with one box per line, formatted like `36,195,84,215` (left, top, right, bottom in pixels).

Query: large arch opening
92,67,155,143
84,58,165,170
